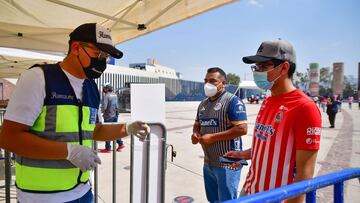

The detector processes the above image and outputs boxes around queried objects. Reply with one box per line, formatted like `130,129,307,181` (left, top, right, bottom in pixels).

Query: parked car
116,87,131,113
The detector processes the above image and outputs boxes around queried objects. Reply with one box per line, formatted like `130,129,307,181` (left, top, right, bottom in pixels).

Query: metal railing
0,108,13,203
223,168,360,203
1,116,170,203
93,123,169,203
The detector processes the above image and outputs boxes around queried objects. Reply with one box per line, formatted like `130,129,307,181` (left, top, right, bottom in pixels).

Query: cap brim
96,43,123,59
242,55,273,64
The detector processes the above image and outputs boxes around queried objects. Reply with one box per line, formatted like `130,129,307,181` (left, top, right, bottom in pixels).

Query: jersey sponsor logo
51,91,75,100
306,137,320,144
89,108,97,124
307,127,321,136
279,105,288,110
256,133,267,140
199,118,219,127
236,104,246,114
214,102,222,111
255,123,275,136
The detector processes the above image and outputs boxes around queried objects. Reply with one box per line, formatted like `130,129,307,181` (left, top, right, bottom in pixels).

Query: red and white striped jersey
244,89,321,194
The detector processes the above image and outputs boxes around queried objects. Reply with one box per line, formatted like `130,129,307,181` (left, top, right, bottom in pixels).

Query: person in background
192,67,248,203
347,95,353,109
225,39,321,203
255,94,260,104
99,83,125,153
312,96,319,105
326,96,340,128
336,94,342,112
320,96,328,112
0,23,149,203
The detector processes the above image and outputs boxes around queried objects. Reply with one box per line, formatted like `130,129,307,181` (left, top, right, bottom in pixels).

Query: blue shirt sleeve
227,96,247,121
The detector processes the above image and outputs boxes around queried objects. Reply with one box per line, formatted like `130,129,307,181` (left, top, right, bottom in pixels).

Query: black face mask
78,46,107,79
82,57,106,79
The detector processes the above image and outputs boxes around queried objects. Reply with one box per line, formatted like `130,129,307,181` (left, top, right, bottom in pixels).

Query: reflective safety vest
15,64,100,192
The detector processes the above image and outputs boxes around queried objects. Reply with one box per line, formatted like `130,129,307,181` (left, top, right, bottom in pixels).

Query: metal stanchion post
130,135,134,203
4,151,11,203
112,140,116,203
130,123,167,203
1,109,11,203
94,141,98,203
145,135,150,203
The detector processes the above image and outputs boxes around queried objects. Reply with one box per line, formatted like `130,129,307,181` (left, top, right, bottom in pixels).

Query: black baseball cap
70,23,123,59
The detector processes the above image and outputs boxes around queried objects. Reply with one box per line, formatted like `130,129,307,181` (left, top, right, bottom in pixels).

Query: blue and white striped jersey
195,91,247,167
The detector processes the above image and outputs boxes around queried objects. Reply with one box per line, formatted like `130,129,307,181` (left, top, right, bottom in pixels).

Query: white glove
126,121,150,141
66,143,101,172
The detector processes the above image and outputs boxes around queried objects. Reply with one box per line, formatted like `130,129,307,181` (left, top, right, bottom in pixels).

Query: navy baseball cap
70,23,123,59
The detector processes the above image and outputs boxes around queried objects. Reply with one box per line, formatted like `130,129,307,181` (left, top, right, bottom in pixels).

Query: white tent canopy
0,0,235,78
0,0,235,53
239,80,261,90
0,47,63,78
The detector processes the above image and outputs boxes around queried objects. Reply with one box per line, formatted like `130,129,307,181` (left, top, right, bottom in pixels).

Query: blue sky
116,0,360,82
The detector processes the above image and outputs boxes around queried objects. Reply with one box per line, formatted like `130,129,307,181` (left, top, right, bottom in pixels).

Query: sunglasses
80,42,111,62
251,59,285,72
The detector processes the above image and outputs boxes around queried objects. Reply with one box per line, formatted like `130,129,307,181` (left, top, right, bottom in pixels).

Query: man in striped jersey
192,67,248,203
225,39,322,203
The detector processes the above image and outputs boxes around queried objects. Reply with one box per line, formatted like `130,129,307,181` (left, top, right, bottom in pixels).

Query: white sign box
130,84,165,203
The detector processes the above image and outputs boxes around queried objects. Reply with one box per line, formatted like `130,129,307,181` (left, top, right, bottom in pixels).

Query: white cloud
247,0,264,8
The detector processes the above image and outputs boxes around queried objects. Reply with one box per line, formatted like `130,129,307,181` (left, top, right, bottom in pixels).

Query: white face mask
204,83,218,97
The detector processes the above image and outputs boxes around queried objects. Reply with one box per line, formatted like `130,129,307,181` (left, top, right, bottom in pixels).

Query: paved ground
1,101,359,202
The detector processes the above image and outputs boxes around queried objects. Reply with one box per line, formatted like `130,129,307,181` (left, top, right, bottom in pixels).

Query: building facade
309,63,320,96
332,62,344,96
96,61,238,102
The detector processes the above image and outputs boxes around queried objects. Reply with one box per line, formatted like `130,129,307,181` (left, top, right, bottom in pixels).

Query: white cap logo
96,24,113,45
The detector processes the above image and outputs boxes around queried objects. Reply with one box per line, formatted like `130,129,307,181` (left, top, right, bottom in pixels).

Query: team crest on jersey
279,105,288,110
275,111,283,122
200,106,206,111
214,102,222,111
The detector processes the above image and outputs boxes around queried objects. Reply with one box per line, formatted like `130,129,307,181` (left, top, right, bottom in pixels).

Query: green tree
319,67,331,88
319,67,332,96
227,73,240,85
342,75,357,97
293,70,309,90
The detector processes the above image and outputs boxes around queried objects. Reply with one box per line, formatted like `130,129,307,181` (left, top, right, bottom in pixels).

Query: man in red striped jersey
225,39,321,203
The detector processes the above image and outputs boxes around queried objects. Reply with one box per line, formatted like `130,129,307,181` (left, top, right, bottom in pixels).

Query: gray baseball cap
242,38,296,64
